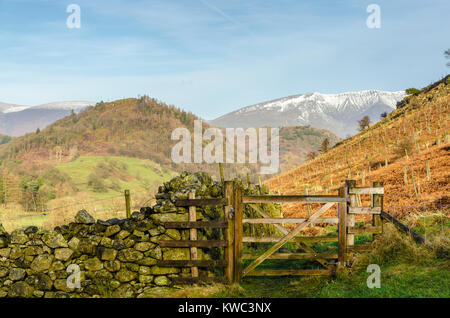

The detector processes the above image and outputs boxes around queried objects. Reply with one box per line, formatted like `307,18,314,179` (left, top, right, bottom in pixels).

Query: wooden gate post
233,185,243,283
338,182,349,267
346,180,356,257
372,181,384,239
188,192,199,278
224,181,235,284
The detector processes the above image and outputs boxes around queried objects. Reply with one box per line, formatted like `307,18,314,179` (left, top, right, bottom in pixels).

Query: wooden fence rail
158,191,232,284
380,211,425,243
160,179,385,284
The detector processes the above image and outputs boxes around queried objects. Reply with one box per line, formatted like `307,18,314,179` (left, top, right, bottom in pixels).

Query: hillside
267,76,450,222
210,90,405,137
278,126,340,172
0,96,340,175
0,95,339,214
0,96,209,212
0,97,262,178
0,96,339,174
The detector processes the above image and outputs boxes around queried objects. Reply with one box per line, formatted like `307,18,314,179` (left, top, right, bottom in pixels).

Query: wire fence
0,188,158,231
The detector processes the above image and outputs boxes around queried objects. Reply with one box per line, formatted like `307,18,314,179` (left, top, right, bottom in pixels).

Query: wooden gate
156,179,384,284
157,192,232,284
231,179,384,282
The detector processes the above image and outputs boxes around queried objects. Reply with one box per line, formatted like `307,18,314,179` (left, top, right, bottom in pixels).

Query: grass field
0,155,177,232
55,155,176,199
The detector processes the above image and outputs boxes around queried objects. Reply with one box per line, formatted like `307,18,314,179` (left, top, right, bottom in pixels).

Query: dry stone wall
0,172,224,298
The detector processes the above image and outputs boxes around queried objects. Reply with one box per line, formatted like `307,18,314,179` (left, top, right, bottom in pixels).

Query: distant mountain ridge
0,101,94,136
0,101,93,113
210,90,406,137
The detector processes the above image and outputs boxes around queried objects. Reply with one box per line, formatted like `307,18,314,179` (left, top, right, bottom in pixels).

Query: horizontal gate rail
242,217,338,224
348,207,381,214
164,221,228,229
242,252,338,260
159,240,228,248
172,277,228,284
348,187,384,195
242,236,338,243
157,260,227,267
242,195,348,204
174,198,225,207
246,269,333,277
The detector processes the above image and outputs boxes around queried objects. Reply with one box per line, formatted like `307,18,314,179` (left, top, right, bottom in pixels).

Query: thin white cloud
198,0,252,34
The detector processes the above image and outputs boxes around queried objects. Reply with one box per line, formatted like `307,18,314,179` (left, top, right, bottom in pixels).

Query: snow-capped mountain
1,101,93,113
0,101,94,136
210,90,406,137
0,102,29,113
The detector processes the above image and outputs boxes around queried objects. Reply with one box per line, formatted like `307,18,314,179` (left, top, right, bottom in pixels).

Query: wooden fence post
233,185,243,283
188,192,198,278
346,180,356,254
219,163,224,185
372,181,384,239
338,182,349,267
224,181,235,284
124,189,131,218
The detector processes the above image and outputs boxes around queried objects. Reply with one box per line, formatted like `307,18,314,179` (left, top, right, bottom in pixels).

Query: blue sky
0,0,448,119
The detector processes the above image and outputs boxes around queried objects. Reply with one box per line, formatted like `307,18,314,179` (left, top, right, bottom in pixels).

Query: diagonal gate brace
248,204,334,269
242,202,334,277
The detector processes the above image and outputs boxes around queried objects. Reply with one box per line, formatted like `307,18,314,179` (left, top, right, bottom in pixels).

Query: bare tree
446,49,450,67
306,151,318,161
319,138,330,154
358,116,371,132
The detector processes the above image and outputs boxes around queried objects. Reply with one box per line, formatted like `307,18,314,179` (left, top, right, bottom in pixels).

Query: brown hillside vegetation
267,76,450,223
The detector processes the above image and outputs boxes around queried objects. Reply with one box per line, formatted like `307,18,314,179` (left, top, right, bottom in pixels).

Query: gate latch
228,206,235,219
